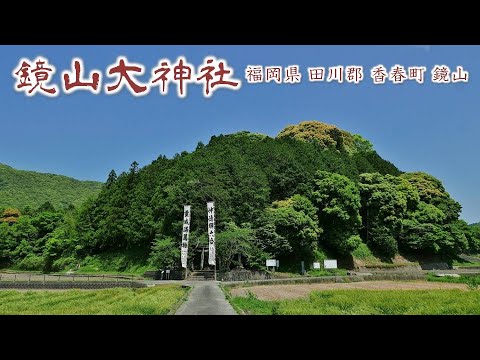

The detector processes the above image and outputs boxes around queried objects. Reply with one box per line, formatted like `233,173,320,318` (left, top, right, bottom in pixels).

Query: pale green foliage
148,235,180,269
352,134,374,153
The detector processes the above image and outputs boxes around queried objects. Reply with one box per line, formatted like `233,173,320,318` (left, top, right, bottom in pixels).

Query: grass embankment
230,289,480,315
1,249,156,277
352,243,419,269
70,249,155,276
0,285,187,315
305,269,348,277
453,259,480,268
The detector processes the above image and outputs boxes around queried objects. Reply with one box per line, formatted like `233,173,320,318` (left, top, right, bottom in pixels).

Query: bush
306,268,348,277
16,254,44,271
352,242,374,260
148,236,180,269
313,248,328,262
51,256,77,272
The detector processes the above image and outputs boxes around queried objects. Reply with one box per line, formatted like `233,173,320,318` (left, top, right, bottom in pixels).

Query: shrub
16,254,44,271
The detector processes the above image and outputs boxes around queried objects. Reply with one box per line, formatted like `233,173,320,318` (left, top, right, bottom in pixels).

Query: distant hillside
471,223,480,227
0,163,102,211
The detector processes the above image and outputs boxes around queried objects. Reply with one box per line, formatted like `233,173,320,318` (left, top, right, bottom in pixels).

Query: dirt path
230,281,469,301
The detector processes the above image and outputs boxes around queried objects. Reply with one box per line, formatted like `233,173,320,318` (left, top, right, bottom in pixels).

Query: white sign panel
313,262,321,269
266,259,277,267
207,201,216,265
324,259,338,269
180,205,191,269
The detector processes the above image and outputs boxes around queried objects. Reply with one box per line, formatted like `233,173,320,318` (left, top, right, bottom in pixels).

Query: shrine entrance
188,246,216,280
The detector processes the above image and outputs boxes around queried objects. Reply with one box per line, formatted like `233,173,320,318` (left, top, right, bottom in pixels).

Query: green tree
148,235,180,269
399,172,467,256
466,224,480,254
106,169,117,187
216,222,265,270
31,211,63,239
255,195,320,261
310,171,361,255
359,173,419,257
36,201,56,214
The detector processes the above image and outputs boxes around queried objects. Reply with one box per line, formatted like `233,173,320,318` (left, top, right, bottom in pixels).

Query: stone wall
218,269,273,282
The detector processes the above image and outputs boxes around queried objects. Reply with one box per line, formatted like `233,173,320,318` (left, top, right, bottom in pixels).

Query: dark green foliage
0,163,102,210
0,206,79,272
310,171,362,255
466,225,480,254
359,173,418,257
398,172,468,257
216,222,266,270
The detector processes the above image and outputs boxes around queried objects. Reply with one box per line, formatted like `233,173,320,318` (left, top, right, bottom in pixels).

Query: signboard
207,201,216,265
266,259,277,267
324,259,338,269
276,260,280,268
313,262,321,269
180,205,191,268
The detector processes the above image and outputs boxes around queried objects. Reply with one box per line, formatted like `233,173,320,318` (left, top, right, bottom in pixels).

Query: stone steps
188,270,215,281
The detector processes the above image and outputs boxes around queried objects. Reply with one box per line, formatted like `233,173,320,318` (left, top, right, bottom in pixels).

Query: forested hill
2,120,479,272
78,121,401,251
0,163,102,211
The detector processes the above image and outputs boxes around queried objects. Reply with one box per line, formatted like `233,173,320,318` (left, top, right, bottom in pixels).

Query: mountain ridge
0,163,102,211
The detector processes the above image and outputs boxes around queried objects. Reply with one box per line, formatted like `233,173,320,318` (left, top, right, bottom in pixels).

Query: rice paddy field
0,285,187,315
228,281,480,315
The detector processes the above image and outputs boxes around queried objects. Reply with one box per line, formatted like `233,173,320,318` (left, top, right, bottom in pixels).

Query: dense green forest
1,121,479,273
0,163,101,210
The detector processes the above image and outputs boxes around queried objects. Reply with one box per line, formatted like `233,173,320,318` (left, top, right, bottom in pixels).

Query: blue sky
0,45,478,223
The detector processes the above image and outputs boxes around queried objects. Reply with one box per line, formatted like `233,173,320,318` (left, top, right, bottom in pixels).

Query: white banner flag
180,205,191,269
207,201,216,265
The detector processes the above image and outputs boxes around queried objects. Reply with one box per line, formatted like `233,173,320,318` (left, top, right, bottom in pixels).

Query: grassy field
229,289,480,315
0,285,187,315
427,274,480,288
453,260,480,268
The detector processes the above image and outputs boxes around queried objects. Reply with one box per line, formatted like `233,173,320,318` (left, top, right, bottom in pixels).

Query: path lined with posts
175,282,237,315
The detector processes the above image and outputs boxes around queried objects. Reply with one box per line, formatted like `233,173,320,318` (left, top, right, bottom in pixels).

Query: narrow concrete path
175,281,237,315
